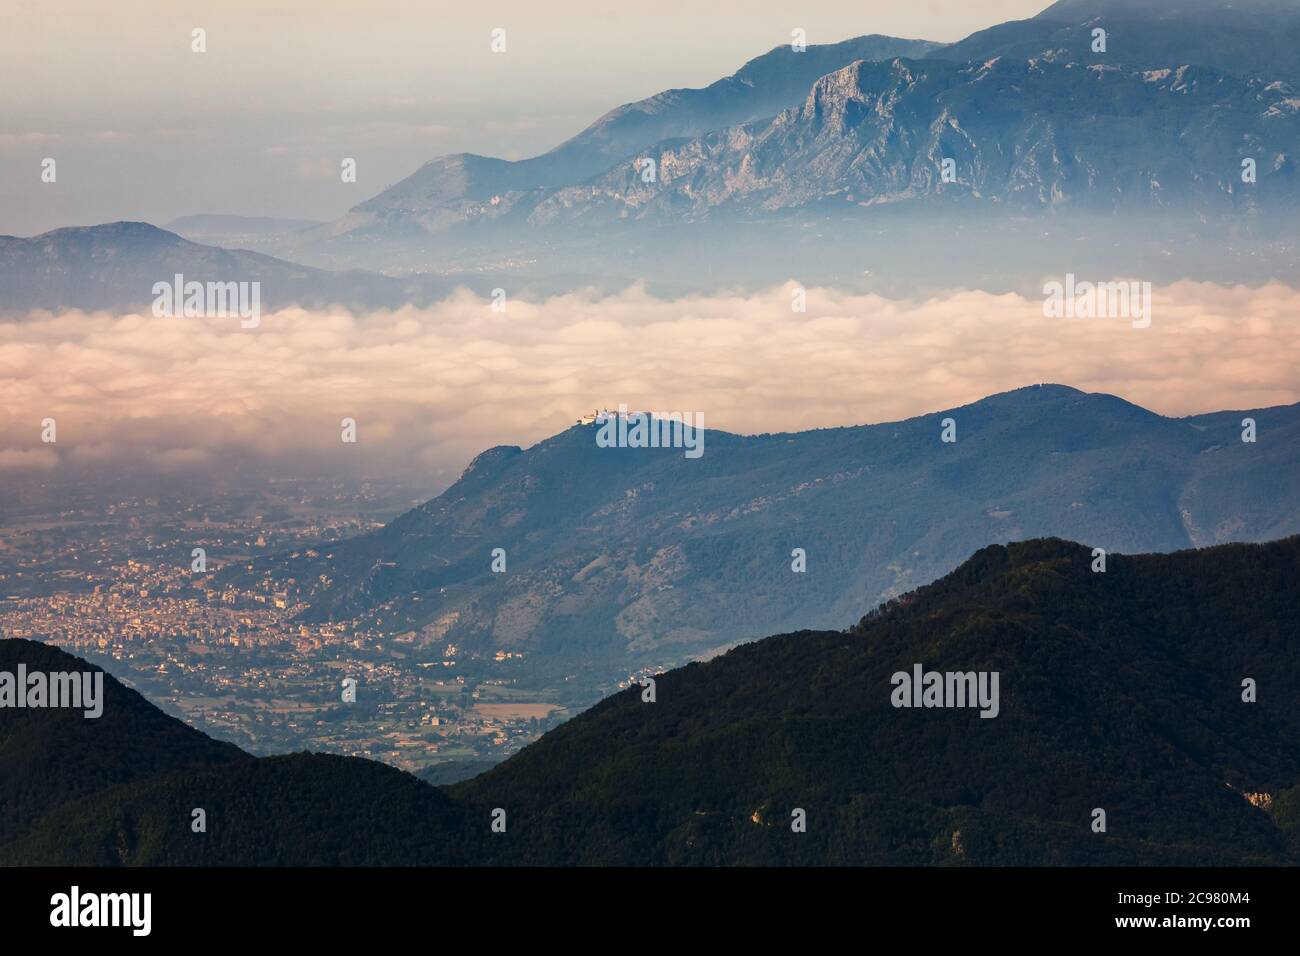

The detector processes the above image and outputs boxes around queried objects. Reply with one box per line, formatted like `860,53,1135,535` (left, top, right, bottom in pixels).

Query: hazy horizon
1,0,1049,236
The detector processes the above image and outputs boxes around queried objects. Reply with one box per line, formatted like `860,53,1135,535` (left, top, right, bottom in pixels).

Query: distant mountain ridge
0,222,486,314
947,0,1300,75
1036,0,1300,24
13,0,1300,295
331,34,941,239
517,57,1297,226
229,385,1300,696
327,0,1300,244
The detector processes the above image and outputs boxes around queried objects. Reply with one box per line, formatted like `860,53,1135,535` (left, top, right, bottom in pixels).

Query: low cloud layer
2,281,1297,488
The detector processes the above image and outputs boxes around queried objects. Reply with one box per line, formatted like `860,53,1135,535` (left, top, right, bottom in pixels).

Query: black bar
0,866,1289,941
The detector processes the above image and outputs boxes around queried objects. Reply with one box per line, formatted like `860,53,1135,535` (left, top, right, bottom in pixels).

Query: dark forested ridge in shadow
5,535,1299,866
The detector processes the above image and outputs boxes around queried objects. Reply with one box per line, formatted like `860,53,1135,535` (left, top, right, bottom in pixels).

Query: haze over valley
3,0,1300,874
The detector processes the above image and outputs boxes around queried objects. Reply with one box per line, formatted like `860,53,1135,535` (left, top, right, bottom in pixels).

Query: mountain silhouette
0,639,477,865
452,535,1300,864
7,535,1300,864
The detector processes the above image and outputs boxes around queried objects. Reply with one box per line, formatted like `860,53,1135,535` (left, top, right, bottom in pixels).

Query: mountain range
331,0,1300,244
6,534,1300,865
223,385,1300,697
327,34,941,240
8,0,1300,307
0,221,476,315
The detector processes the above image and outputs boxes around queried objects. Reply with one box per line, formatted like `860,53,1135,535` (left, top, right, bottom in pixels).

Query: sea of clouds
2,280,1296,487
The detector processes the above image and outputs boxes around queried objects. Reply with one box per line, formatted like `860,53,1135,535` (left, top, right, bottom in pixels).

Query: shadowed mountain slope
454,536,1300,864
0,638,479,865
7,536,1300,865
0,639,243,845
233,386,1300,694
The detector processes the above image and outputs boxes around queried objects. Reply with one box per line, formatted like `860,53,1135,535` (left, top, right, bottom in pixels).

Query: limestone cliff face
331,0,1300,241
527,56,1299,225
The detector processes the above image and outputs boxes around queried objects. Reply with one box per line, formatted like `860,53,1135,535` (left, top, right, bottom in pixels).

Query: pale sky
0,0,1050,236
